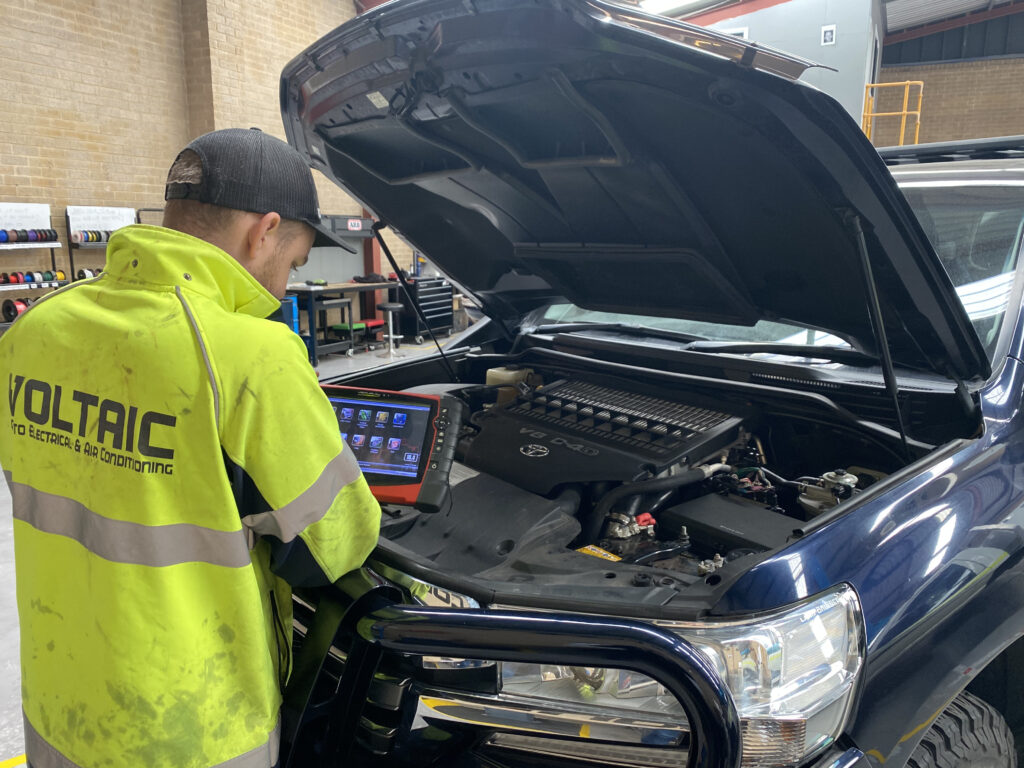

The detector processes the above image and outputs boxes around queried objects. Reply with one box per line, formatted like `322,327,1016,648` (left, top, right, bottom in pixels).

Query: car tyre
907,690,1016,768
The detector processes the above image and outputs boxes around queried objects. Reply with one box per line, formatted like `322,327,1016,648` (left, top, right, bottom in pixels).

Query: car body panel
316,339,1024,768
279,2,1024,766
300,158,1024,768
281,0,990,381
714,353,1024,764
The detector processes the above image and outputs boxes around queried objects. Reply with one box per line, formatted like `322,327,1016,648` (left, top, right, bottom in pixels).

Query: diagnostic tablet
321,384,461,513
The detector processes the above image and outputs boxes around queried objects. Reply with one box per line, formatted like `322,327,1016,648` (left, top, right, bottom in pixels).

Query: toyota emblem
520,444,550,458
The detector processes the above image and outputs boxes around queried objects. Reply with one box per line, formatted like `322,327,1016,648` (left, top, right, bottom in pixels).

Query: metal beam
682,0,791,26
885,0,1024,43
353,0,390,12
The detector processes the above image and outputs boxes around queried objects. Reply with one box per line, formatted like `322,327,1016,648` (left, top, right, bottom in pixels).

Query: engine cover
463,380,741,494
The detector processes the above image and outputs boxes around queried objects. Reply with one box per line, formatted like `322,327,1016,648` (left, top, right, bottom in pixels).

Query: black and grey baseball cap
165,127,322,227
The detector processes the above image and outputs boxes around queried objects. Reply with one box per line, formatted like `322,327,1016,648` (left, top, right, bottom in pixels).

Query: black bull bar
281,571,742,768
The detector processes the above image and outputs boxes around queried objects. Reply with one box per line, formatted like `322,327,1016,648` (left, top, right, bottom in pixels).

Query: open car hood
281,0,990,382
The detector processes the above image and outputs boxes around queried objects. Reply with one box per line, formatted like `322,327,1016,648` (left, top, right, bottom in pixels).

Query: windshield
539,182,1024,363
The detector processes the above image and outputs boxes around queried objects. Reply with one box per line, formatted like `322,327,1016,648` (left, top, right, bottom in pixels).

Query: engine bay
373,366,892,608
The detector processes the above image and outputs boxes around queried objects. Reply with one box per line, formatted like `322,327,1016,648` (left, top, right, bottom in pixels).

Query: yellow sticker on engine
575,545,622,562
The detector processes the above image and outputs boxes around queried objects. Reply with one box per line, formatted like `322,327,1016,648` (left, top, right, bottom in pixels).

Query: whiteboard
66,206,136,232
0,203,52,229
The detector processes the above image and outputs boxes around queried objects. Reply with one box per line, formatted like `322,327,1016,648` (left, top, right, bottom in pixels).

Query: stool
329,319,385,353
377,302,405,361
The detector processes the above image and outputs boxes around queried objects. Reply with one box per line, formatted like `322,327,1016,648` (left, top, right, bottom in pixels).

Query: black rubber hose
553,486,583,518
757,467,804,489
583,469,709,544
623,495,643,518
644,488,678,517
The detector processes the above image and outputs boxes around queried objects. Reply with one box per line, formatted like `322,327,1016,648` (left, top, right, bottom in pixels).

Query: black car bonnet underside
281,0,990,382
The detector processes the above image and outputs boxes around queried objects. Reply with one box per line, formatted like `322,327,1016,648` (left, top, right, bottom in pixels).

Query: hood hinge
953,376,979,422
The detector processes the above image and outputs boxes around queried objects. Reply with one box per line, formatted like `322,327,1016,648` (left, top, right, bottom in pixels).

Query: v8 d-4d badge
519,444,550,458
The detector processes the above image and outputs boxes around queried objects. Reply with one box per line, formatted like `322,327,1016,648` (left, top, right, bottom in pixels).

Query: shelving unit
0,203,62,272
135,207,163,225
0,242,58,252
0,203,67,327
0,280,64,291
65,205,136,279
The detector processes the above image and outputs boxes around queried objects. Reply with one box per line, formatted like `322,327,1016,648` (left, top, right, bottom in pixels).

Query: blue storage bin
276,295,300,333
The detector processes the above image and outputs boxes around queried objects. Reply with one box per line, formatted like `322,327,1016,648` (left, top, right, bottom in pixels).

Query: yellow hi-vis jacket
0,224,382,768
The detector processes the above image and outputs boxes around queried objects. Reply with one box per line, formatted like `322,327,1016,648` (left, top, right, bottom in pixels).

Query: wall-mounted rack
65,205,137,279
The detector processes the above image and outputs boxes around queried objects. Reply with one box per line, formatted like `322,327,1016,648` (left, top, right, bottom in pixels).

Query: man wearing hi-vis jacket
0,128,382,768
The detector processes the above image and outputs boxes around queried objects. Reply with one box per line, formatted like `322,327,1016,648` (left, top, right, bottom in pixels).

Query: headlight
499,585,864,768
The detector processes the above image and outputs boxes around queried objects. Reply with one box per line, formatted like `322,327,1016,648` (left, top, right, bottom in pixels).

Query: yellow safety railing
862,81,924,146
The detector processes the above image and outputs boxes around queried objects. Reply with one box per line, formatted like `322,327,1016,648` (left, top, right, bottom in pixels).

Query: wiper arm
532,322,708,343
682,341,878,367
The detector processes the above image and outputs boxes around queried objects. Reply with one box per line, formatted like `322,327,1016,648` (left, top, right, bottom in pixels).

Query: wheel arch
965,632,1024,757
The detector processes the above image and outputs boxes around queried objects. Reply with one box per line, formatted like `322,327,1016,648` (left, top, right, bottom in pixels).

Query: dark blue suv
279,2,1024,767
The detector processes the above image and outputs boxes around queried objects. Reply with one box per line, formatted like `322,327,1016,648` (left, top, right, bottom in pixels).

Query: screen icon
341,433,348,443
387,437,402,451
357,409,371,422
369,436,384,449
392,412,407,426
340,407,354,421
404,452,419,463
351,434,366,447
376,411,389,424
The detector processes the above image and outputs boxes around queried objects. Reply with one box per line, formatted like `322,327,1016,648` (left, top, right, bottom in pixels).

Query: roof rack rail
879,135,1024,165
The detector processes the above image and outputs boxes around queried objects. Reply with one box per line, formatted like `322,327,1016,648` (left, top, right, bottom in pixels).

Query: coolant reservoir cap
823,469,858,487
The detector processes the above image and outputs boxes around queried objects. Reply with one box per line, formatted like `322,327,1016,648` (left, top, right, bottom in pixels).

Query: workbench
286,281,395,365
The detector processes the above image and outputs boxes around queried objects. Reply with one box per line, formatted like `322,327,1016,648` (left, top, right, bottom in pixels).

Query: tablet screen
327,393,434,480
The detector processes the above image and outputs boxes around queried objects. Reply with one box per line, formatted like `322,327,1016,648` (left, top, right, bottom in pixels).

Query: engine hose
553,486,583,518
583,465,731,543
623,495,643,518
757,467,803,489
643,489,678,517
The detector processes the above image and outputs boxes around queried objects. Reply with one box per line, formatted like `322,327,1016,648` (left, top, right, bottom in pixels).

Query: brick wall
871,57,1024,147
199,0,414,263
0,0,190,275
202,0,358,215
183,0,216,138
0,0,412,274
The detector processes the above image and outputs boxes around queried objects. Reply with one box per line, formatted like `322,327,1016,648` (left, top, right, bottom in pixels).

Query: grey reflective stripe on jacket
25,714,281,768
241,449,362,543
5,472,251,570
176,286,221,425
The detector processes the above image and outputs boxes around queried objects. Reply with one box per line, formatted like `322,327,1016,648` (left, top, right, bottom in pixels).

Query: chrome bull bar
282,570,741,768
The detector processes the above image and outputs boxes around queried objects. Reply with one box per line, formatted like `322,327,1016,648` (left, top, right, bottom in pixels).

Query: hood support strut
372,222,461,383
845,211,912,463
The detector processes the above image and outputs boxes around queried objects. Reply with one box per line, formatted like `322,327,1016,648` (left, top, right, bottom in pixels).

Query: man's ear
246,212,283,259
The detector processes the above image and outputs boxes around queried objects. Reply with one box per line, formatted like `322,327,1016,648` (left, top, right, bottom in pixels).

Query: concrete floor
0,332,459,762
0,482,21,761
314,333,451,378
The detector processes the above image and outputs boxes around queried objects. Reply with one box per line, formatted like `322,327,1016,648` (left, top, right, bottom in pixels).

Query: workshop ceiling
883,0,1017,33
636,0,1021,35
